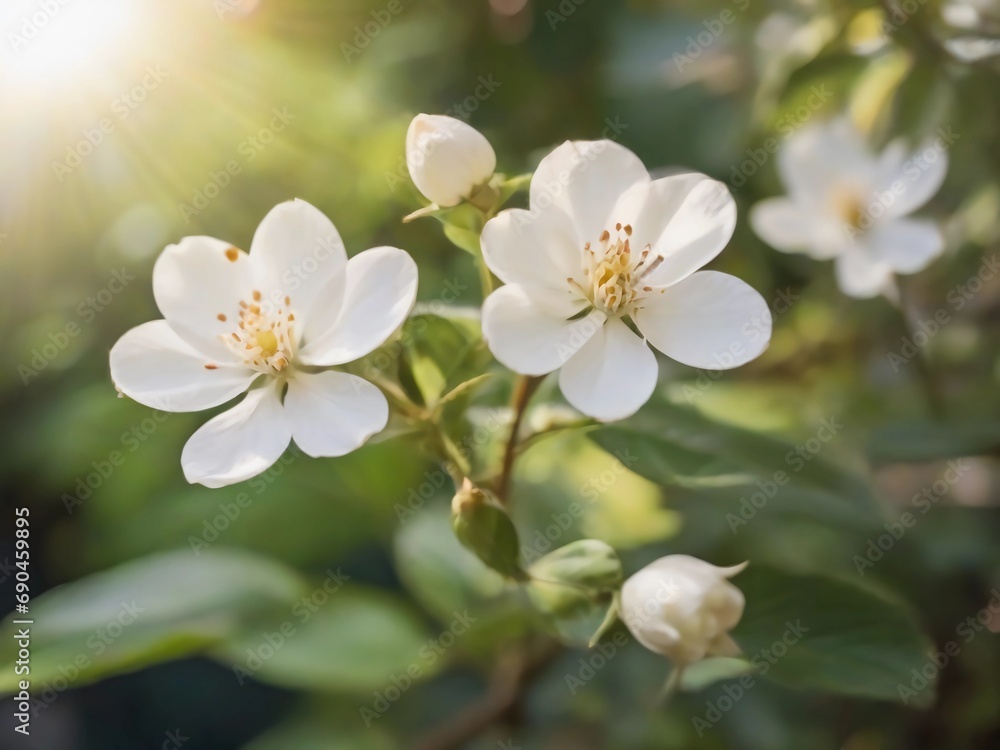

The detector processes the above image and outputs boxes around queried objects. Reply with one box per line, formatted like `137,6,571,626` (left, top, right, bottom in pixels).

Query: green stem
475,254,494,299
656,664,686,708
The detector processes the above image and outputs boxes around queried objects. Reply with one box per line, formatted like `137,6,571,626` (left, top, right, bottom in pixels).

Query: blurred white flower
621,554,747,664
406,114,496,207
480,140,771,421
110,199,418,488
750,117,949,298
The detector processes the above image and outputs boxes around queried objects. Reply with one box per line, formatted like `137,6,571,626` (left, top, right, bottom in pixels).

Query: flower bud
451,478,524,579
620,555,747,664
406,114,496,208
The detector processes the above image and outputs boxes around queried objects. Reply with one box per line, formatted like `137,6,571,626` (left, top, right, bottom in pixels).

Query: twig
495,375,543,504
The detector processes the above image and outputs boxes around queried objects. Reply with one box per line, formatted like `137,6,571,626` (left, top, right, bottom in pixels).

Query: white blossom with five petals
109,199,418,488
750,117,948,298
479,140,771,421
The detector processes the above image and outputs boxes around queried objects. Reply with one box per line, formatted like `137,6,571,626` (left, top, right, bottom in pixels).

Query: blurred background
2,0,1000,748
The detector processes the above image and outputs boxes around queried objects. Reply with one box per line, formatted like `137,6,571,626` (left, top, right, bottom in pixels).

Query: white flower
406,114,496,207
620,555,747,664
750,117,948,298
479,140,771,421
109,199,418,488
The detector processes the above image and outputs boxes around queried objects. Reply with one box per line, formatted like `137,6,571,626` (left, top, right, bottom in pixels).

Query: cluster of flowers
108,111,947,669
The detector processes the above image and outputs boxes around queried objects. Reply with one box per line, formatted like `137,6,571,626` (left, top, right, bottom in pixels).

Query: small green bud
451,479,525,580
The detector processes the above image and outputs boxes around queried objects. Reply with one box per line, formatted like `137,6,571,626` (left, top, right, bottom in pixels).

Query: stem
413,641,561,750
515,419,599,456
496,375,543,505
895,283,946,419
476,255,494,298
656,664,686,708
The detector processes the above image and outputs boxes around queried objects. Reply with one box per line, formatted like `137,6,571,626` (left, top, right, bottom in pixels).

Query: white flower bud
406,114,496,207
620,555,747,664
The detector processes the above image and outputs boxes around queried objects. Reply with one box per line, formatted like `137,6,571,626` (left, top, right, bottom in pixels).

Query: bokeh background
2,0,999,748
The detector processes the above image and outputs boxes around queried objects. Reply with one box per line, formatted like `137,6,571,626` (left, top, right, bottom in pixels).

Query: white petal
248,199,348,344
750,198,815,253
778,118,874,209
864,218,944,274
181,382,291,488
613,173,737,288
834,249,894,298
634,271,771,369
283,371,388,457
480,208,588,318
481,285,605,376
406,114,496,207
530,140,648,245
153,235,254,359
110,321,257,412
298,246,418,366
877,140,948,220
558,317,658,421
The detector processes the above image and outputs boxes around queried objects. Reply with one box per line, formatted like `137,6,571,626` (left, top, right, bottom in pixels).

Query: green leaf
868,420,1000,463
401,314,488,406
732,566,937,706
590,399,880,529
212,587,432,692
0,549,307,693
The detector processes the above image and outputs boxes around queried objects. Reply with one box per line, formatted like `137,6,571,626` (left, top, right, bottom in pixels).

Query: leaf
590,399,880,530
732,566,937,706
868,420,1000,463
0,549,307,693
401,314,488,406
211,588,432,692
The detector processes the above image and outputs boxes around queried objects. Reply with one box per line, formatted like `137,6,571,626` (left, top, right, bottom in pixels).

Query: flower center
222,289,297,375
576,223,661,316
832,187,868,233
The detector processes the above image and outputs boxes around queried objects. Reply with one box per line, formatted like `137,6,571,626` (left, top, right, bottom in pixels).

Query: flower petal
530,140,649,245
248,199,348,344
110,320,257,412
864,218,944,274
298,246,418,366
876,140,948,220
613,173,737,287
482,284,605,376
283,371,388,457
153,235,254,359
778,118,874,209
634,271,771,369
480,208,588,318
834,249,894,298
181,382,291,488
558,317,658,421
